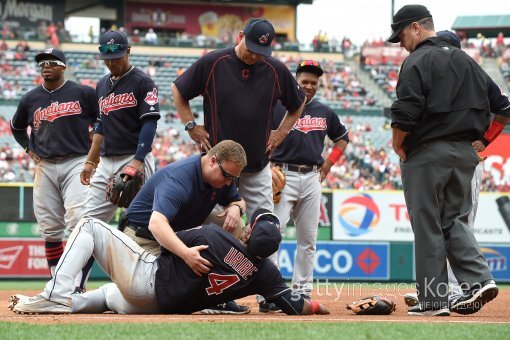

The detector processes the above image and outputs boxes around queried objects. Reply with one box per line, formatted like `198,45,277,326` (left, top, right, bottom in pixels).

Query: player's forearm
11,128,30,151
276,101,305,135
148,212,189,259
171,83,194,124
391,127,408,150
86,133,103,165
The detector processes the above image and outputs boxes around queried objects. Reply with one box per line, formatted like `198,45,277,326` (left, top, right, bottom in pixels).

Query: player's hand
472,140,486,153
183,245,212,276
316,303,330,315
124,159,144,182
80,163,95,185
319,159,333,182
216,206,241,234
266,129,287,154
188,125,211,152
28,150,41,164
393,144,407,162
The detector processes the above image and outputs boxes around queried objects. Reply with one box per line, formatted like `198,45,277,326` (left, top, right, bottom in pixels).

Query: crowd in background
0,33,509,192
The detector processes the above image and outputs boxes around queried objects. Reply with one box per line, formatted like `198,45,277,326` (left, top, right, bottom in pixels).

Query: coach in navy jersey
11,210,329,316
78,30,160,291
10,48,98,291
172,18,305,222
265,60,349,312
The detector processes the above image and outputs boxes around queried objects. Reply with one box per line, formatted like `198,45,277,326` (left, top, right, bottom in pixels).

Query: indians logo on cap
259,33,270,45
107,39,115,45
44,48,54,54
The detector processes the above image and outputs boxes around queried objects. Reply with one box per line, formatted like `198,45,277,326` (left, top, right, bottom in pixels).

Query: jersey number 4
206,273,240,295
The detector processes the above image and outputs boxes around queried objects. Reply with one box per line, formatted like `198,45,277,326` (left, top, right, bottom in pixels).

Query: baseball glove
106,165,144,208
272,165,286,204
346,296,396,315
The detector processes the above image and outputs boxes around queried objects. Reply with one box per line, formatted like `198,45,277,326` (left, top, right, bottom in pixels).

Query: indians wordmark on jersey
98,92,137,114
293,115,327,134
33,101,82,130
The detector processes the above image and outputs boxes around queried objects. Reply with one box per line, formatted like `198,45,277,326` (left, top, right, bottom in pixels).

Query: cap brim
387,28,403,43
250,208,274,226
35,53,65,64
245,39,272,57
99,49,128,60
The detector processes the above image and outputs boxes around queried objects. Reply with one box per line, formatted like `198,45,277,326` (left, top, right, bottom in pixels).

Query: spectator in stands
0,40,8,51
145,28,158,45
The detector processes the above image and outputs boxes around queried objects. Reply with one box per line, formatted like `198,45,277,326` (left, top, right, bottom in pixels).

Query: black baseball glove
346,296,396,315
106,165,144,208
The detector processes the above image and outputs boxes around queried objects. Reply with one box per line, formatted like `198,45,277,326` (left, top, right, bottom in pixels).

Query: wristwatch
184,120,196,131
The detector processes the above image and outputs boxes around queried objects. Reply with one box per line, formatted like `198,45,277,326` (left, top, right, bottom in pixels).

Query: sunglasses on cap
98,44,128,54
38,60,66,68
218,162,239,180
299,60,320,67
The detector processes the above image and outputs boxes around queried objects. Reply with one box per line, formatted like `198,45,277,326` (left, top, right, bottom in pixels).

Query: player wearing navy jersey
266,60,349,312
80,30,160,223
77,30,160,292
10,48,98,291
172,18,305,223
11,210,329,316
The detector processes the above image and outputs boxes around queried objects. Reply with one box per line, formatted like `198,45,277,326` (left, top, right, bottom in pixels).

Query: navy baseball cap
35,48,66,65
296,59,324,77
99,30,130,60
243,18,275,57
388,5,432,43
437,30,461,49
247,208,282,259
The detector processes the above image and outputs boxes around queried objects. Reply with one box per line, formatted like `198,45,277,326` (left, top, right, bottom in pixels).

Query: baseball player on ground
10,210,329,316
403,30,510,314
77,30,160,290
172,18,305,223
10,48,98,292
122,140,249,314
263,60,349,313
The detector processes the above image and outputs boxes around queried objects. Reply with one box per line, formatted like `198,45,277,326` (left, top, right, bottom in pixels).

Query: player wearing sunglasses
10,48,98,293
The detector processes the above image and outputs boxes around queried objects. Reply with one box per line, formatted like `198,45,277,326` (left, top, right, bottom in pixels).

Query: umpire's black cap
243,18,275,57
247,209,282,259
35,48,66,65
388,5,432,43
98,30,130,60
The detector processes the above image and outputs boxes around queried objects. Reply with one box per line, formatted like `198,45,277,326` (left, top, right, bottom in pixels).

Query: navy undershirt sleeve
134,119,157,162
268,290,305,315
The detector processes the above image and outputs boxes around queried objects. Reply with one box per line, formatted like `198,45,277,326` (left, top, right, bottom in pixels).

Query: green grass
0,322,508,340
0,280,112,290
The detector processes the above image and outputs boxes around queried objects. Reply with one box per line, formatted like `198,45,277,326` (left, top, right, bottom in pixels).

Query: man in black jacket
388,4,499,316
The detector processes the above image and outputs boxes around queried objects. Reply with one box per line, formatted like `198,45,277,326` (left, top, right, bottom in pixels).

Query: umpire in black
389,5,498,316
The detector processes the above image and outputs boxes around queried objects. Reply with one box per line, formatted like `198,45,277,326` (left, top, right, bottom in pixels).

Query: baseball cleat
259,301,282,313
199,301,251,315
450,280,498,315
8,294,30,311
13,295,71,315
407,304,450,316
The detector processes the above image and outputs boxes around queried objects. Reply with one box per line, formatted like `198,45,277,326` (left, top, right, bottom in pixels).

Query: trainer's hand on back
188,125,211,152
184,245,212,276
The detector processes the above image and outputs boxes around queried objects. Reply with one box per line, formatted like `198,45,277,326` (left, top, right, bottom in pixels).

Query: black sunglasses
218,162,239,180
98,44,128,54
38,60,65,68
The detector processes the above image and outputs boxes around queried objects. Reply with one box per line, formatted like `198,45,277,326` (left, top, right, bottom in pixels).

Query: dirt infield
1,287,509,324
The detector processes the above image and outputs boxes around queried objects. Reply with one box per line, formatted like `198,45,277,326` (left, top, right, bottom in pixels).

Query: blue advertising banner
480,244,510,282
277,241,389,280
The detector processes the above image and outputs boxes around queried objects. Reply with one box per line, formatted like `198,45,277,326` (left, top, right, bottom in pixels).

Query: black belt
126,223,156,241
274,162,318,174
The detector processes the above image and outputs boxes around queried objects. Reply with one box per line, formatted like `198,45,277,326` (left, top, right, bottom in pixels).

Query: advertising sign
277,241,389,280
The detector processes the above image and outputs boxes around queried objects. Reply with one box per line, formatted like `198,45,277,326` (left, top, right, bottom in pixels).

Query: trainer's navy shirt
127,154,241,231
96,66,160,156
174,47,305,172
156,225,290,314
270,99,349,165
11,80,98,158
